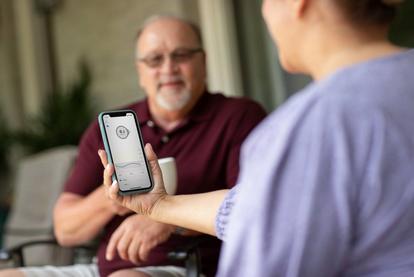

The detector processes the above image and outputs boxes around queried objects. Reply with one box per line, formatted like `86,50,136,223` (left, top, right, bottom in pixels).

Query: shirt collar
137,91,212,127
136,99,152,127
186,91,213,123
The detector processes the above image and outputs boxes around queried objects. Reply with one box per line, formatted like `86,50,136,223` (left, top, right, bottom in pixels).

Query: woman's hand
98,143,168,216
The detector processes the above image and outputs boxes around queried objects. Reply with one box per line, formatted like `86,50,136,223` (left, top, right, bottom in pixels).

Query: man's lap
19,264,98,277
19,264,189,277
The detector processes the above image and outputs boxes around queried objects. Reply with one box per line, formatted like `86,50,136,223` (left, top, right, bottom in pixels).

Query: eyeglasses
138,48,203,68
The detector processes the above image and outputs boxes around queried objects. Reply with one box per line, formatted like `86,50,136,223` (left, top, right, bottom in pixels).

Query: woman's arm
98,145,229,237
152,190,228,236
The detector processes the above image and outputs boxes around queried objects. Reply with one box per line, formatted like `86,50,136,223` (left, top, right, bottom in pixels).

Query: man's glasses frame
138,47,204,68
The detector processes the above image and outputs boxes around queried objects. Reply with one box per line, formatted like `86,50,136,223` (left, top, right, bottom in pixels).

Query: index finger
106,226,122,261
98,149,109,168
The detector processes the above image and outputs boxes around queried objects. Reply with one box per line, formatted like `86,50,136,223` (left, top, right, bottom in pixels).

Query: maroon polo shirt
63,92,266,277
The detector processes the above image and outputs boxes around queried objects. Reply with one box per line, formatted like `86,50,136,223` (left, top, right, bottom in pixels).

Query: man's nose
160,56,179,74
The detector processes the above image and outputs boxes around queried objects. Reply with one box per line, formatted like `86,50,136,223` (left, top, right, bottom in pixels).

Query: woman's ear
291,0,309,19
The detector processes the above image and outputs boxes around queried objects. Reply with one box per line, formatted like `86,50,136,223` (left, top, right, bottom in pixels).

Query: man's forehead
137,19,200,51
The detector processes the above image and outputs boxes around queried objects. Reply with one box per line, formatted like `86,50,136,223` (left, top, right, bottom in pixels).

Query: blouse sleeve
215,186,239,240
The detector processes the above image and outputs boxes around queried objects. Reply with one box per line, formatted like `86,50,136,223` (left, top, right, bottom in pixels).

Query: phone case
98,109,154,195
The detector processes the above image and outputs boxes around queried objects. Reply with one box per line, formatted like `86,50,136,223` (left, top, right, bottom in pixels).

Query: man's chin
156,94,190,111
156,101,188,111
156,89,191,109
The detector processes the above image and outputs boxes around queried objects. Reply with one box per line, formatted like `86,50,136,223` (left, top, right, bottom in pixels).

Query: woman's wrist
148,193,170,220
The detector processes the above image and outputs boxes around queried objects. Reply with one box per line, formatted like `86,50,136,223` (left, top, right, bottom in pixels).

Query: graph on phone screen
103,113,151,191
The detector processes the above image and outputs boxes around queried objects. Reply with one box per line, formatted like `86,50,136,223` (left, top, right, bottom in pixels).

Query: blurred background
0,0,413,253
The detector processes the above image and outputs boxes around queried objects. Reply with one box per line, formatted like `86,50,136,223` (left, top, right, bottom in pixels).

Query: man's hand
106,214,175,264
98,144,168,216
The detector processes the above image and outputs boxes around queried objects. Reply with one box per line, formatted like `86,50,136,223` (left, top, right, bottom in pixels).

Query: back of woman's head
334,0,404,26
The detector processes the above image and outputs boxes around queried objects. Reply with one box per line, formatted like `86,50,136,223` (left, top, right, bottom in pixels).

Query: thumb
145,143,158,162
145,143,160,176
144,143,165,190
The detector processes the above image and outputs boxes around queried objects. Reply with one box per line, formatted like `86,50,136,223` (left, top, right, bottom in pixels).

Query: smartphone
98,110,154,195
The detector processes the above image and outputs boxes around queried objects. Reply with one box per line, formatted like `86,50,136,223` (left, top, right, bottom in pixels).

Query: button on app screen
103,113,151,191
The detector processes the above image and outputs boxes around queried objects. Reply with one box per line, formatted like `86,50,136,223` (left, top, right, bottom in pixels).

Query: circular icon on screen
116,125,130,139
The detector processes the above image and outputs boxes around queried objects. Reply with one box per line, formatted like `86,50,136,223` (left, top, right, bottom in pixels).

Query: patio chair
0,146,94,268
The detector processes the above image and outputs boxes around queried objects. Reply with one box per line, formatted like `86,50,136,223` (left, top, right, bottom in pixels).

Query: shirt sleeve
63,119,104,195
217,96,373,277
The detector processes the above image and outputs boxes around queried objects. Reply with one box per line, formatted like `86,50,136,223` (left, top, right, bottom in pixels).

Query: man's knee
0,269,25,277
109,269,151,277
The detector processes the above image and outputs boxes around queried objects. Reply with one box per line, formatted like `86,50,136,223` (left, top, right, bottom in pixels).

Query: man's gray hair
135,14,203,58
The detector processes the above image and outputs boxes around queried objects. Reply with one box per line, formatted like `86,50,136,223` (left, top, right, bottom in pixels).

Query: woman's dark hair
335,0,402,25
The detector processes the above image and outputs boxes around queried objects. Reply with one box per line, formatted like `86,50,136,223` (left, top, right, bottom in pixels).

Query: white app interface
103,113,151,191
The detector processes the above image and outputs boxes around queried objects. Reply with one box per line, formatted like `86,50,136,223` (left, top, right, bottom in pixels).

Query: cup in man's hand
157,157,177,195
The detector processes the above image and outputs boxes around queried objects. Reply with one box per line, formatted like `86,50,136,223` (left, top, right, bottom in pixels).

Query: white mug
157,157,177,195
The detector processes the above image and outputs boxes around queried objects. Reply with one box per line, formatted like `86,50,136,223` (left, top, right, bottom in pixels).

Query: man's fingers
116,234,131,261
106,228,122,261
139,243,152,262
128,239,141,265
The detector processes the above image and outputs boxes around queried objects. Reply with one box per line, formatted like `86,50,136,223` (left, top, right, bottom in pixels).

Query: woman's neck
314,41,403,80
304,24,402,80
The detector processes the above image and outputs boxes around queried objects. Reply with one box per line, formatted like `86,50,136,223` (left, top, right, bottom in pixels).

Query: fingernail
106,164,110,169
111,180,117,187
106,254,112,261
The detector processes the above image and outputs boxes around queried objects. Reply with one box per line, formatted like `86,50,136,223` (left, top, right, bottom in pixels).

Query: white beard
156,88,191,111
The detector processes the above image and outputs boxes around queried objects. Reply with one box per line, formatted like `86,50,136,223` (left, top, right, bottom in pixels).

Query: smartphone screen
100,111,153,194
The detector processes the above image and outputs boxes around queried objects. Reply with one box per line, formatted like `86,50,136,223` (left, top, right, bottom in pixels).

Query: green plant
0,111,12,178
16,61,97,154
389,1,414,47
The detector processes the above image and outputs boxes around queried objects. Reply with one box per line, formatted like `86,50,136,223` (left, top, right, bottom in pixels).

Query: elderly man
0,15,266,277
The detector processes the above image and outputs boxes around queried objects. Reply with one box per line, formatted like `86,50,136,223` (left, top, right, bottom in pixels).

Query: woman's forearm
150,189,229,236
